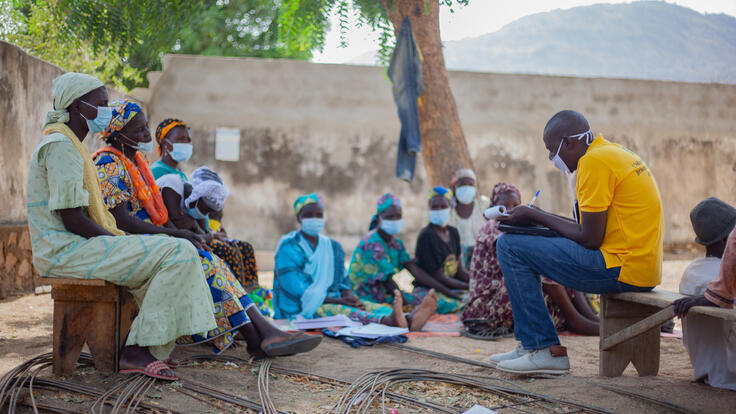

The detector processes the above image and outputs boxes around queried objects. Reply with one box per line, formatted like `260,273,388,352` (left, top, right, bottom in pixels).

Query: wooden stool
47,278,137,376
600,289,736,377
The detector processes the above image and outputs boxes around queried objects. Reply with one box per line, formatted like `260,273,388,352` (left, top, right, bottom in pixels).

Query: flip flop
120,360,179,381
262,334,322,357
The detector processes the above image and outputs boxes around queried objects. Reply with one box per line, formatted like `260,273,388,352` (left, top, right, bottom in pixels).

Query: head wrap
370,193,401,230
191,166,224,186
155,118,188,156
185,167,230,211
293,192,324,217
491,182,521,205
100,99,143,141
452,168,477,186
429,186,453,203
44,72,104,128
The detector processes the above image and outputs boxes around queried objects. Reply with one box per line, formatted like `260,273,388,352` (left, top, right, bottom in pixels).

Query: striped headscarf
155,118,188,155
293,192,324,217
491,182,521,205
100,99,142,141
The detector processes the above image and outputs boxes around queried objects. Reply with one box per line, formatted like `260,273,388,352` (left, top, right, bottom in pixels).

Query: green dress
26,133,217,359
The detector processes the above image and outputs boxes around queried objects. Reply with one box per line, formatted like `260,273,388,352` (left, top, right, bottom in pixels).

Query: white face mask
429,208,451,226
552,138,570,174
454,185,476,204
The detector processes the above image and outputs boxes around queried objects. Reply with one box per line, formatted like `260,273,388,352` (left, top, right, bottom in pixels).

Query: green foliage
174,0,308,60
278,0,470,65
1,0,144,90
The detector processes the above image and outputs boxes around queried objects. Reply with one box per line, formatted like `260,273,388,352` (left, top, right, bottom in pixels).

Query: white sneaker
496,346,570,375
489,344,529,366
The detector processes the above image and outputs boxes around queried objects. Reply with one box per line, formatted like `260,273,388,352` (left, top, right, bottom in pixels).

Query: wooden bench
600,288,736,377
47,278,137,376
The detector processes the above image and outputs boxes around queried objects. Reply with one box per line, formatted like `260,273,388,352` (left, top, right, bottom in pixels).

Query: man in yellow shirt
491,110,664,375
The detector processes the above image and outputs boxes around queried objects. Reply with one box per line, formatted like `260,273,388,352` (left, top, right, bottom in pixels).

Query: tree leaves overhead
278,0,469,65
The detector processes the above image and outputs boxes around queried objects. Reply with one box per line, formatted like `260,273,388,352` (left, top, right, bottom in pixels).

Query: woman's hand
498,205,538,226
175,229,209,251
214,231,229,242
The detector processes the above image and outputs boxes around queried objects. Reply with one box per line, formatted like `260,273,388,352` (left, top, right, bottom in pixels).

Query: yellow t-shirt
576,135,663,287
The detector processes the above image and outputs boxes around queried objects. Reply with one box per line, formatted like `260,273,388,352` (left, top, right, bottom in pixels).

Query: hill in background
351,1,736,83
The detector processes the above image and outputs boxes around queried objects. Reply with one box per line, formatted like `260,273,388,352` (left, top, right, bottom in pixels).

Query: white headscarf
185,166,230,211
44,72,104,128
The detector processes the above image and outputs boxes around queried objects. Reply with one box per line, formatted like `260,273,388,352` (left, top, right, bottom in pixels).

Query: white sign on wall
215,128,240,161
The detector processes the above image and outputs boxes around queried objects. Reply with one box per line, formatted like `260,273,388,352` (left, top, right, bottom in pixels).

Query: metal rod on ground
592,383,697,414
600,305,675,350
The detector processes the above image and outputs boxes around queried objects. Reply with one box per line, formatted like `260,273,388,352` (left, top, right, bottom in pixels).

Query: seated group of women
271,170,601,338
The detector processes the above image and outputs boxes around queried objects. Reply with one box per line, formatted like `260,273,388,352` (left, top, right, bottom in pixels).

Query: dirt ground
1,259,733,413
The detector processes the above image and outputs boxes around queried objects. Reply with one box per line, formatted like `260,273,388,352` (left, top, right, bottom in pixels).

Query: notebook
498,223,559,237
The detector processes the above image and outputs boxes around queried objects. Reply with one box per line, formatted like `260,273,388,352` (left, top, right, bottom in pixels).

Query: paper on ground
463,405,497,414
294,314,362,329
337,323,409,338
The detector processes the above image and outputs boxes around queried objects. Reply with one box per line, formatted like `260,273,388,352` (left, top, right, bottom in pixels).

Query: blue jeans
496,234,653,350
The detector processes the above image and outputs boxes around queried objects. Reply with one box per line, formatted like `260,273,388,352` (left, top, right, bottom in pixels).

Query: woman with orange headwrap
92,100,320,357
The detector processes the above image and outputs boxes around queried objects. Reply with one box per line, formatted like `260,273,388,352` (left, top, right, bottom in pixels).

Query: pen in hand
528,190,541,207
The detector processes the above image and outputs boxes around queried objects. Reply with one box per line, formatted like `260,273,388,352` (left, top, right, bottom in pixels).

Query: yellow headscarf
43,72,124,236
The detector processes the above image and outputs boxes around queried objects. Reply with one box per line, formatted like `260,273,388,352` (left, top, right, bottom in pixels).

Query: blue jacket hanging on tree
388,17,424,182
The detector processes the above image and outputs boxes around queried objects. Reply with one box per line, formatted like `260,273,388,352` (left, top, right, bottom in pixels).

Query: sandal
262,333,322,357
461,319,513,341
120,360,179,381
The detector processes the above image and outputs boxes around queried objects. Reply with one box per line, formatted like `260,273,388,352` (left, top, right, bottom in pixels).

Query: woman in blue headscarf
349,193,463,325
272,193,433,329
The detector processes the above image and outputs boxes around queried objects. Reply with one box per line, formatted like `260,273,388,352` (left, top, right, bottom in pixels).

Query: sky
312,0,736,64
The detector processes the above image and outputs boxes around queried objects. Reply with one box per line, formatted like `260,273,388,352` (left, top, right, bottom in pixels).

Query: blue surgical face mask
454,185,476,204
429,208,451,226
380,219,403,235
186,204,208,220
169,142,193,162
79,100,113,134
119,133,153,153
301,218,325,236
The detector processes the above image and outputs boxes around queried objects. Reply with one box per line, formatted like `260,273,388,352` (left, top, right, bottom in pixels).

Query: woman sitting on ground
414,186,470,314
273,193,435,331
91,99,319,357
157,166,264,297
461,183,600,338
348,193,443,319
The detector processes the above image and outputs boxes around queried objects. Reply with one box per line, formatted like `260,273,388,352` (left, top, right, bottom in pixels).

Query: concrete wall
140,54,736,252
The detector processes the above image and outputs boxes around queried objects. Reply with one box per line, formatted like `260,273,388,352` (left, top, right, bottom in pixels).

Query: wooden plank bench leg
600,295,661,377
52,284,120,375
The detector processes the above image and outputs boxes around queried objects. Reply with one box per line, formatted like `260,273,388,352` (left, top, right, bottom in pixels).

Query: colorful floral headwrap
155,118,188,156
491,182,521,205
293,192,324,217
377,193,401,215
428,186,453,203
100,99,142,141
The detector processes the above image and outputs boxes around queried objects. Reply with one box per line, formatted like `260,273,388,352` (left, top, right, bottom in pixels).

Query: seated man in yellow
491,110,663,375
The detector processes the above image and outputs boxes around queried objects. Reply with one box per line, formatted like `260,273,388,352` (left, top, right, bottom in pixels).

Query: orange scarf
92,146,169,226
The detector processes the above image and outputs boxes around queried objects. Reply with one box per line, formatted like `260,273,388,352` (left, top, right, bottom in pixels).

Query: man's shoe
489,344,529,366
496,345,570,375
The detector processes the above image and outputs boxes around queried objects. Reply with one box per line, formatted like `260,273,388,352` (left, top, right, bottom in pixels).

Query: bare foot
381,290,409,328
409,289,438,331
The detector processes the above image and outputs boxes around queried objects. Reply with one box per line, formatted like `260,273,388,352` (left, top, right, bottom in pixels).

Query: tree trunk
382,0,473,187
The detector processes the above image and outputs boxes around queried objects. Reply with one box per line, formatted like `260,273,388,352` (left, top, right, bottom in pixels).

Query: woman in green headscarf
27,72,216,380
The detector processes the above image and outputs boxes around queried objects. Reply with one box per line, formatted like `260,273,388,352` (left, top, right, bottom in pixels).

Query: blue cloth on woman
388,17,423,182
273,231,350,319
